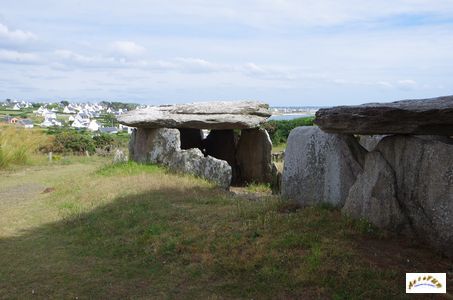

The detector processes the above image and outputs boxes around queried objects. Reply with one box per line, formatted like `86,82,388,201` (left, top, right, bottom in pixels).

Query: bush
262,117,314,145
93,134,115,150
52,130,96,154
0,126,51,168
49,130,127,155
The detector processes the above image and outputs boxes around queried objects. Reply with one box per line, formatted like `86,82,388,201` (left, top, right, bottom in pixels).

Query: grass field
0,157,452,299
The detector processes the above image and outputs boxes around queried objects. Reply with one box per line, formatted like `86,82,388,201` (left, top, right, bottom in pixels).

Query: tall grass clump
0,126,50,168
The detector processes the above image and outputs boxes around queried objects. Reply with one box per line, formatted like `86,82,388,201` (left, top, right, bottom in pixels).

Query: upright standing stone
281,126,365,207
236,128,273,184
129,128,159,163
374,135,453,257
342,151,407,229
148,128,181,165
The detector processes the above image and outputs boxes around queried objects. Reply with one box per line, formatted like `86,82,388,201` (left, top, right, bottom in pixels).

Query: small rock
112,149,128,164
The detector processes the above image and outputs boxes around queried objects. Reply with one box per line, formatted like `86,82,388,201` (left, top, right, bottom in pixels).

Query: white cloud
54,49,121,68
397,79,417,90
239,63,293,80
111,41,146,56
173,57,227,73
2,1,453,104
0,23,37,43
0,49,40,64
51,49,296,82
376,81,393,88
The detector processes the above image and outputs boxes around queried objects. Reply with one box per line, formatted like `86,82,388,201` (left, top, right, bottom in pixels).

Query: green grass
96,161,162,176
272,143,286,152
0,109,32,117
0,157,451,299
246,182,272,194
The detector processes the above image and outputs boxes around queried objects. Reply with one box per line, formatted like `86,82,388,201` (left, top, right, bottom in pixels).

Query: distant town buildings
0,99,135,134
1,98,321,132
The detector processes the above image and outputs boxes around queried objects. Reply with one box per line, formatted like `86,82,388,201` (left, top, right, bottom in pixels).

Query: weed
0,126,51,168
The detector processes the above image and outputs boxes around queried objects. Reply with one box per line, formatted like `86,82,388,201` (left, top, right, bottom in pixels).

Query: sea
268,114,313,121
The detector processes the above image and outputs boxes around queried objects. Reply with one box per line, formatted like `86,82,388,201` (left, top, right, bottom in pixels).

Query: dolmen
118,101,273,189
282,95,453,257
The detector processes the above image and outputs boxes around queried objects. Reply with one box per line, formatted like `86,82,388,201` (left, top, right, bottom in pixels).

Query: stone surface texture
112,149,128,164
130,128,232,188
128,128,159,163
342,151,406,229
236,128,273,184
358,135,387,152
281,126,365,207
374,135,453,257
315,95,453,135
118,101,271,129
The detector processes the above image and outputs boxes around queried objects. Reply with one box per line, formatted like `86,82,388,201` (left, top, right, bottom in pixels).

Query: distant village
0,99,320,133
0,99,142,134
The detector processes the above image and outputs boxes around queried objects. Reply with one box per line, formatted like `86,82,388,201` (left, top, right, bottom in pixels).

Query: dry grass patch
0,126,51,169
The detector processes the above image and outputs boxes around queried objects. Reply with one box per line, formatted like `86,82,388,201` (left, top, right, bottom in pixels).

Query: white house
63,106,76,114
100,127,119,134
88,120,100,132
44,112,57,119
40,118,62,127
12,103,21,110
35,106,45,115
118,124,134,134
71,118,89,129
40,119,54,127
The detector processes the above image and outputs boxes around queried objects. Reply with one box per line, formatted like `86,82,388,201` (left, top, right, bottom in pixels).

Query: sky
1,0,453,106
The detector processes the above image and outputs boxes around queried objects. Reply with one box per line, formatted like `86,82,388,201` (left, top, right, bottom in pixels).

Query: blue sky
1,0,453,106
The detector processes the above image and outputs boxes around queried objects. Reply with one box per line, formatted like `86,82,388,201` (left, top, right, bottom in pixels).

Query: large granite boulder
375,135,453,256
130,128,232,188
315,95,453,135
169,148,232,189
342,151,407,230
118,101,271,130
236,128,273,184
281,126,365,207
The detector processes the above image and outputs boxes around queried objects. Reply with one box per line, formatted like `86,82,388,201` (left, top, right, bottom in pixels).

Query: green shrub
93,134,115,150
262,117,314,145
48,130,128,155
52,130,96,154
